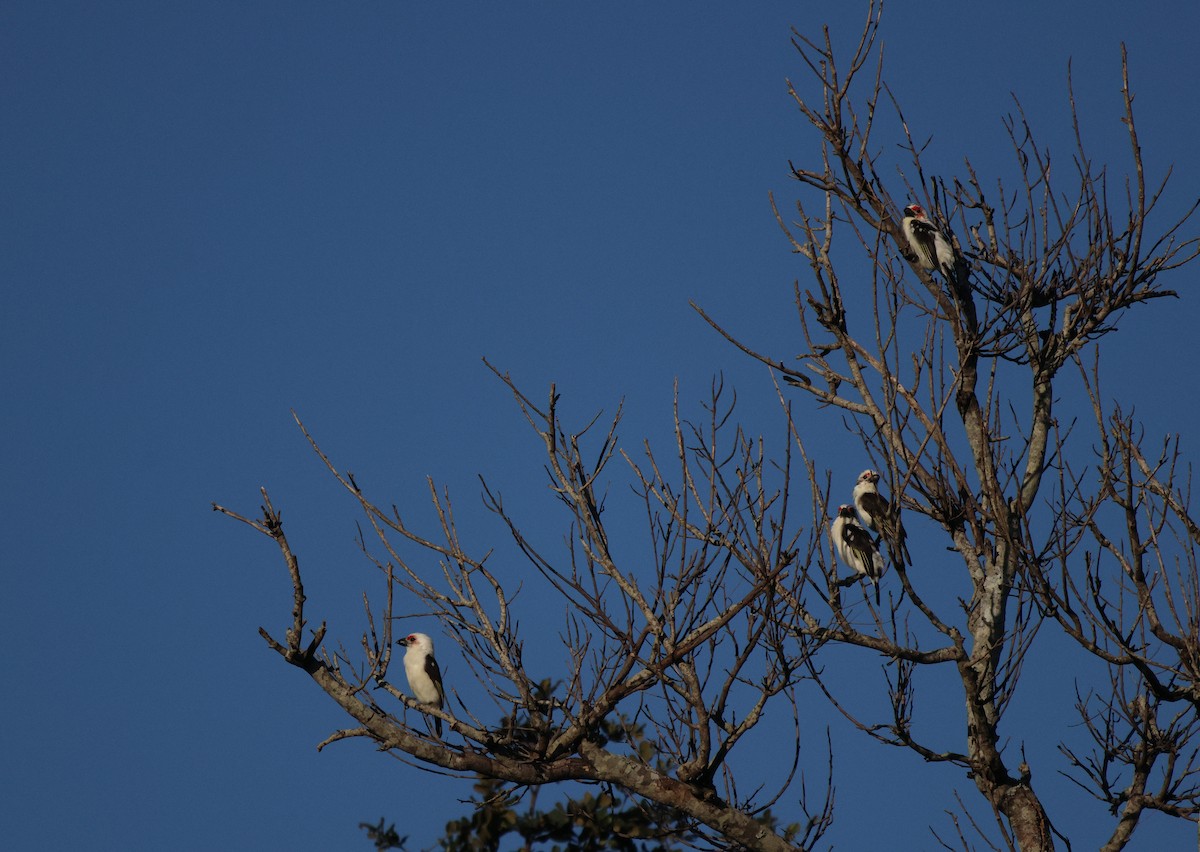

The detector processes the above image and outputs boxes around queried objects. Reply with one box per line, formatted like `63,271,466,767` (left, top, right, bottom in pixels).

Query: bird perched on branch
901,204,963,284
853,469,911,570
397,632,445,736
831,504,887,603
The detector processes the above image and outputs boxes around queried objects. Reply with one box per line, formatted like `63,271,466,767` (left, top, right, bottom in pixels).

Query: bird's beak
396,638,409,647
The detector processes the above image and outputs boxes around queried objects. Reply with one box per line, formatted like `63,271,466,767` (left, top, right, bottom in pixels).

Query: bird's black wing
424,654,445,700
859,491,911,569
856,491,889,532
843,522,884,604
424,654,445,735
842,523,880,576
908,218,941,270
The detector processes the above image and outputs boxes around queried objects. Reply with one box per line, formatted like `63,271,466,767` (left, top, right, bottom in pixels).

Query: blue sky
3,2,1199,849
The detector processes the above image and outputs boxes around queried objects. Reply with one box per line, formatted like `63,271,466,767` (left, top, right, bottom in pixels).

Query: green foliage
359,817,407,851
437,704,697,852
436,775,693,852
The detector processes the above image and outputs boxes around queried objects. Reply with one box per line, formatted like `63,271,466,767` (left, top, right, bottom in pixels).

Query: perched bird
831,504,887,603
397,632,445,736
853,469,911,569
901,204,960,281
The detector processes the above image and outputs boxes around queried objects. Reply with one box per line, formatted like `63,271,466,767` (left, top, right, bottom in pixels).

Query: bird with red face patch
397,632,445,736
831,504,887,604
901,204,960,282
853,469,911,570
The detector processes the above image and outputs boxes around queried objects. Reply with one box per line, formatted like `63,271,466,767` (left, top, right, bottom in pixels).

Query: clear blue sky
3,2,1199,849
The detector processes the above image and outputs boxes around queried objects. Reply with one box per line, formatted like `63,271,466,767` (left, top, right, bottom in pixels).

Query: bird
396,632,445,736
831,504,887,604
853,469,911,569
901,204,961,282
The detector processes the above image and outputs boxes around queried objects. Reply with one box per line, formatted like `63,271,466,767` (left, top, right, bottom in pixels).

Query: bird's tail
946,256,979,330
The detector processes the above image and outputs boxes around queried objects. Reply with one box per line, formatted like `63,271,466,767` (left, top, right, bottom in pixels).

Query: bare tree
216,372,831,852
217,3,1200,850
693,2,1200,849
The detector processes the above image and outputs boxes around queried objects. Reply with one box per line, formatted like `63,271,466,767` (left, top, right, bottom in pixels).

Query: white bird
901,204,960,281
831,504,887,603
853,469,911,569
397,632,445,736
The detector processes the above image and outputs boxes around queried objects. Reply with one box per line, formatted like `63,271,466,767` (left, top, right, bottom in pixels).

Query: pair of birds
831,470,911,603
